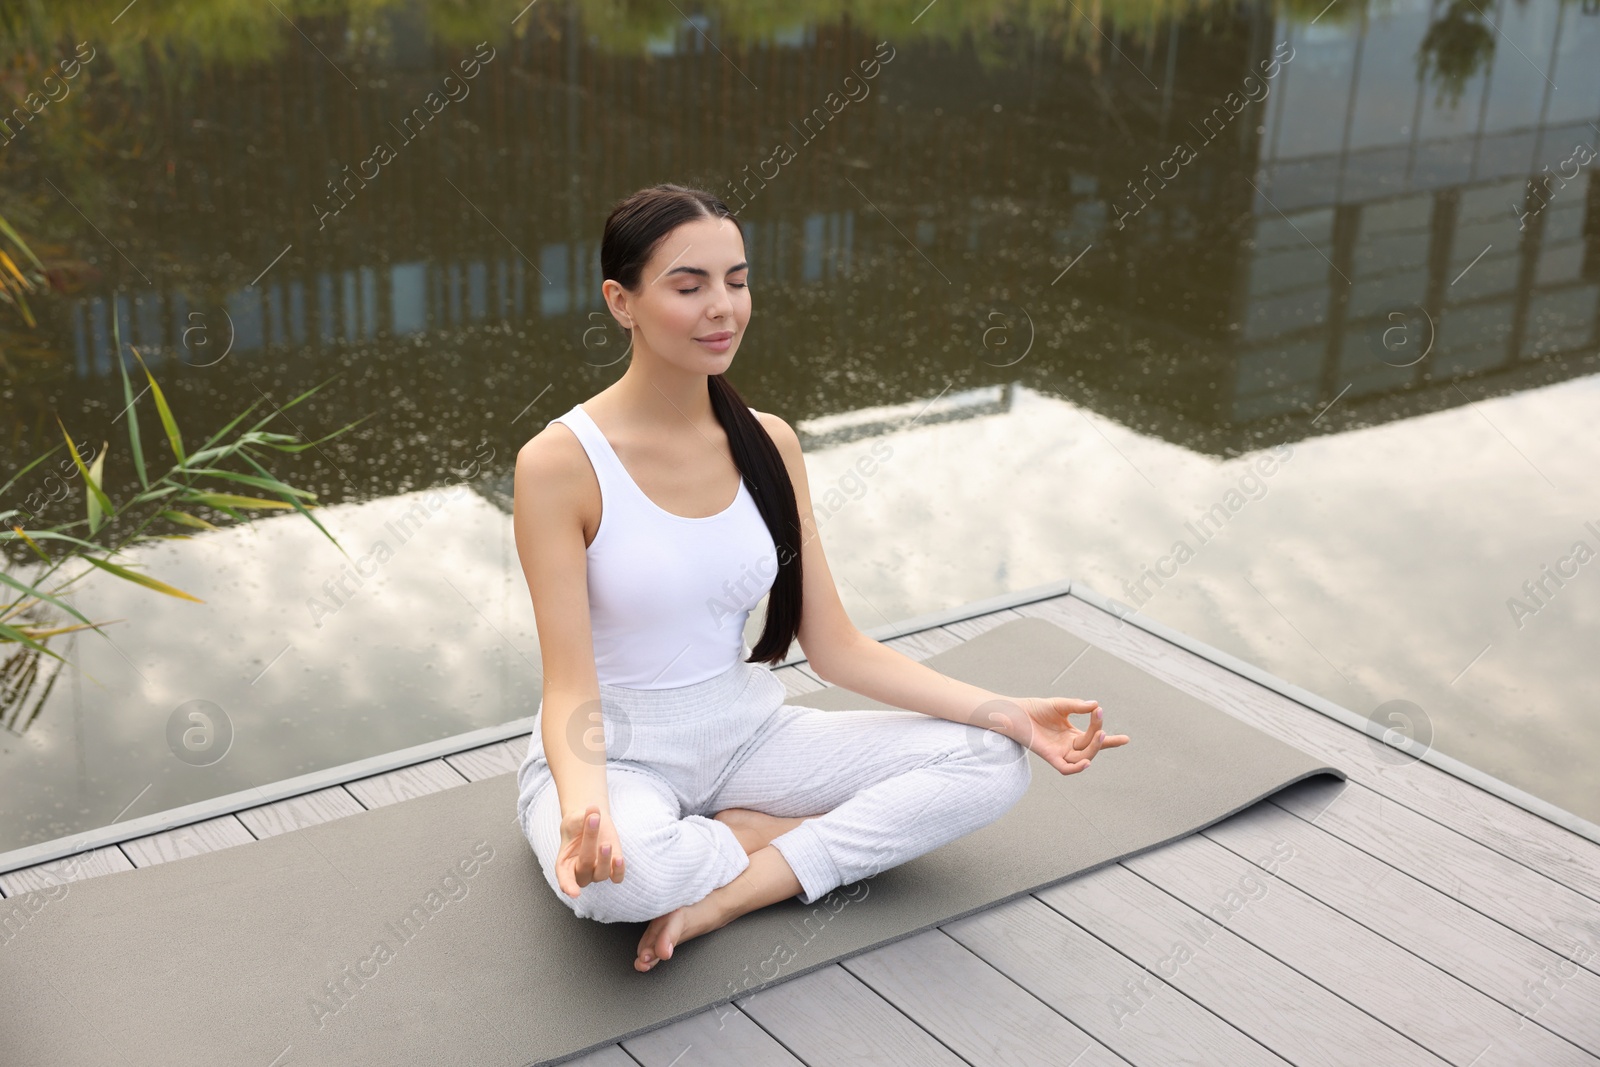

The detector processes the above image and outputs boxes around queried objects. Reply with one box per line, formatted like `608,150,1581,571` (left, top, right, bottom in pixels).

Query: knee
967,732,1032,812
554,836,679,924
990,737,1032,804
567,872,665,924
556,821,728,924
939,724,1031,820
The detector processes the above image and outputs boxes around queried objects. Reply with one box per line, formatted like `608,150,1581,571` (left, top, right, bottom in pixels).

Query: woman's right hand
556,804,625,897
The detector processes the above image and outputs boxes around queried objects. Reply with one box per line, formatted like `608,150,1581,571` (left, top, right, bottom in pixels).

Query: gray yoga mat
0,616,1344,1066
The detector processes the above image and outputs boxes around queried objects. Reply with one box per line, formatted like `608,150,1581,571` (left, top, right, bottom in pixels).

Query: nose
706,282,734,320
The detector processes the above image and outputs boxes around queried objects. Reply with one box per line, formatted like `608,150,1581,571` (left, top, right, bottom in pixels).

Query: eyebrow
664,261,749,279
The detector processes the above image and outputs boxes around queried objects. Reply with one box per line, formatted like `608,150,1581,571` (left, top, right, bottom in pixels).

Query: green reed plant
0,209,46,336
0,313,370,664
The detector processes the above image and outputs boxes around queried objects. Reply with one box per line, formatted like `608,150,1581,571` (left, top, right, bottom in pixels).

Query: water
1,0,1596,855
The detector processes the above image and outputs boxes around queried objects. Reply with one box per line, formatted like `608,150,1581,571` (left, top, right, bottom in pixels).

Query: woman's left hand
1000,696,1131,775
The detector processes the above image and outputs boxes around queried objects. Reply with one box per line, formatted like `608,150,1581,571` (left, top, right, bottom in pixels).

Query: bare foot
635,846,807,972
635,896,727,971
712,807,818,855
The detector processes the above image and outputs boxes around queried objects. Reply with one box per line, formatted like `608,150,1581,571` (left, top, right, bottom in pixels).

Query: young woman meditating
512,183,1129,973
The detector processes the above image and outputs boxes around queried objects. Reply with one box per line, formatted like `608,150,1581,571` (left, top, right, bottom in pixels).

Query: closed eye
678,283,749,293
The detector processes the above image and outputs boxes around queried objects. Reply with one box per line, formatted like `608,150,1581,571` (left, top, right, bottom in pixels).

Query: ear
601,279,634,329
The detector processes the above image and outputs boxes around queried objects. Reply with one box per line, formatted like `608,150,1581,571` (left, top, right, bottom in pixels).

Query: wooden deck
5,588,1600,1066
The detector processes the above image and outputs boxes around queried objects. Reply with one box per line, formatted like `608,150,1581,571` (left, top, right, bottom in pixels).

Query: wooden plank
1036,862,1450,1066
344,759,468,809
796,663,827,689
734,957,970,1065
776,622,969,698
882,627,963,661
0,844,136,896
774,662,826,697
121,814,257,868
1124,830,1600,1066
943,895,1288,1066
235,785,365,839
446,740,521,782
939,606,1026,643
619,1002,803,1066
1016,593,1600,903
839,925,1132,1066
1201,797,1600,1052
1270,777,1600,983
563,1046,639,1066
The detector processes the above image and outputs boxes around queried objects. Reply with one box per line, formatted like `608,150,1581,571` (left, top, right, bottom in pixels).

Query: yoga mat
0,616,1344,1066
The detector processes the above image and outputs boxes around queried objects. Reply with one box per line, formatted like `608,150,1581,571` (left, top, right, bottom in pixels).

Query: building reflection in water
3,0,1598,852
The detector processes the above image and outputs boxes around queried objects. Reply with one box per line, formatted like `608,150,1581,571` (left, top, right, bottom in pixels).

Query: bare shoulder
514,420,590,502
752,410,802,458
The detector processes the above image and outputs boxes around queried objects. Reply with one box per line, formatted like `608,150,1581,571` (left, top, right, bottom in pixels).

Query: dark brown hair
599,183,804,665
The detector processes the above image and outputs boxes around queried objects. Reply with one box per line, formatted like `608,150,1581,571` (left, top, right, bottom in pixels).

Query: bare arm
757,413,1020,737
512,428,610,819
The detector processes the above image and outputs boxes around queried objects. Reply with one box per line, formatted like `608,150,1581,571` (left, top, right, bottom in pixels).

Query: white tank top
550,402,779,689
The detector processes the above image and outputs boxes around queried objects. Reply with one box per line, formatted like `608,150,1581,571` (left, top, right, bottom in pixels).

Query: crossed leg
712,808,820,855
629,807,830,971
632,704,1031,971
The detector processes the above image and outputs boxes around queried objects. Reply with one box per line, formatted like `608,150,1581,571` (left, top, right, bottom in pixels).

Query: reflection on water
1,0,1598,853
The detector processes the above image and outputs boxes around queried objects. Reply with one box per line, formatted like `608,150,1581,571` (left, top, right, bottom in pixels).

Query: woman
512,183,1128,973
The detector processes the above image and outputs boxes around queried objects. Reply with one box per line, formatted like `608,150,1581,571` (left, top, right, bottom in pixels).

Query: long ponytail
708,372,804,664
600,183,804,664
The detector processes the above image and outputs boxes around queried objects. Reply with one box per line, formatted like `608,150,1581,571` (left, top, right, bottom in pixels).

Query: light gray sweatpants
516,658,1033,923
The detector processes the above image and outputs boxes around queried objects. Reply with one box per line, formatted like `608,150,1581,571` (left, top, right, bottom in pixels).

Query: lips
696,331,733,342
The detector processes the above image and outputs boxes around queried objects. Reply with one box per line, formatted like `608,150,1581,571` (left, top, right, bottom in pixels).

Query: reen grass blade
246,372,344,433
6,524,52,560
235,448,346,556
195,399,266,456
57,419,114,535
4,528,101,553
113,319,149,490
258,411,377,454
0,212,47,273
0,248,30,289
79,554,204,603
0,444,63,500
20,621,104,640
0,619,69,663
183,443,246,468
0,596,39,622
184,467,317,498
183,491,298,511
0,569,95,627
87,445,107,534
128,485,181,505
129,348,184,463
159,508,219,530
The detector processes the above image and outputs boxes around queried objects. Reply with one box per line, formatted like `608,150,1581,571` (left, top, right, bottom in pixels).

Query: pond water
1,0,1597,855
